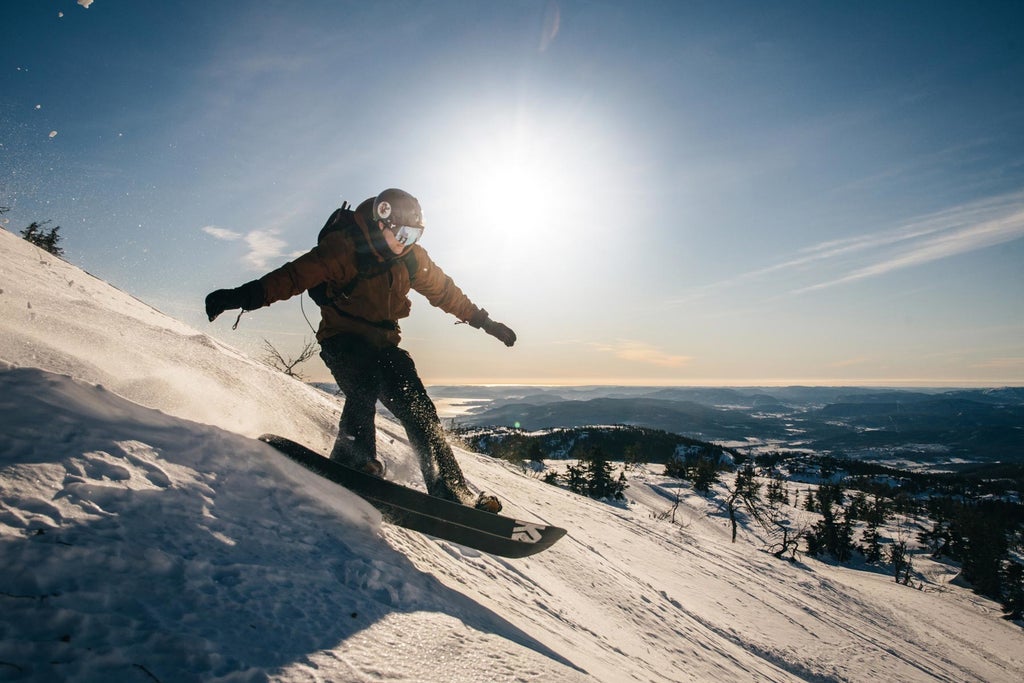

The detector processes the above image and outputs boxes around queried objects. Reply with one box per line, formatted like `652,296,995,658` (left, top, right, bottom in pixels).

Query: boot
360,458,385,478
474,492,502,514
330,451,385,478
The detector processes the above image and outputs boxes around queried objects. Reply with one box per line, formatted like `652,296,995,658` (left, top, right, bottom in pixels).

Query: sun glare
424,100,631,289
446,126,595,268
477,154,561,229
468,135,573,224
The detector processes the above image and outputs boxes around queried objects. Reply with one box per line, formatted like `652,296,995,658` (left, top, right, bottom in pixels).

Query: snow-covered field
1,227,1022,682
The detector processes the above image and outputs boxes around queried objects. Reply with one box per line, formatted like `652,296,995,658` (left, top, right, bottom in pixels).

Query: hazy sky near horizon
3,1,1023,386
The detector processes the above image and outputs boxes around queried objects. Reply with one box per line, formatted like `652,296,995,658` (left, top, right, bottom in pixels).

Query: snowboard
259,434,567,558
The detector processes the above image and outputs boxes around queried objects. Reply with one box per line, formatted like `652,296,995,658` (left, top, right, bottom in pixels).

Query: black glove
483,318,517,347
468,309,516,347
205,280,265,321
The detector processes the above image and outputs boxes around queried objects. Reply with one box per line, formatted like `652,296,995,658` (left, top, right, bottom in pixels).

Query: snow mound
0,229,338,446
1,366,390,680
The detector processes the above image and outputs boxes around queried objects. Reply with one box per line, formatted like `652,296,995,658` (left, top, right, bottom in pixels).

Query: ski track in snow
1,229,1023,681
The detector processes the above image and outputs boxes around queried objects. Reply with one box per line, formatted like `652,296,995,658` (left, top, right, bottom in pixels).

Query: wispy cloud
242,230,288,270
202,225,288,270
202,226,242,241
796,198,1024,292
675,191,1024,304
593,340,692,368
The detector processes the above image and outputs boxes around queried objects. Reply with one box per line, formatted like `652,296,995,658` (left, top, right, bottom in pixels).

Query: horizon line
306,377,1024,389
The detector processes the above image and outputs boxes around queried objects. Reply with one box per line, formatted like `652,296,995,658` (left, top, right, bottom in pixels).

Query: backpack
306,201,418,307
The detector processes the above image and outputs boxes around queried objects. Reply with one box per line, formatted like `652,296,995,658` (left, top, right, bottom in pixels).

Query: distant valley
422,385,1024,470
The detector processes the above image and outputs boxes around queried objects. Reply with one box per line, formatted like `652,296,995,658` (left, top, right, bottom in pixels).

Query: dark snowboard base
260,434,566,558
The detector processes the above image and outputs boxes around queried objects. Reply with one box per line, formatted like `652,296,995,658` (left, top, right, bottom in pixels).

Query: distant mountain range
429,385,1024,466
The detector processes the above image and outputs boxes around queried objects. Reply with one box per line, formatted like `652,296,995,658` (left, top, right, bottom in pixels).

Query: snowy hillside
1,228,1022,682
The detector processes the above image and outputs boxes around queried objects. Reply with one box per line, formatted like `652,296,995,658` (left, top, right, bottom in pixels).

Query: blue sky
3,0,1023,386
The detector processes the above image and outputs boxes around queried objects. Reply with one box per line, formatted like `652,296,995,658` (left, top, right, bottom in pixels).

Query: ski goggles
389,224,424,247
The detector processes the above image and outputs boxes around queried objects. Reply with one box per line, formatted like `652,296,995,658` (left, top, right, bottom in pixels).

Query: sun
476,152,563,229
424,100,628,278
446,129,583,265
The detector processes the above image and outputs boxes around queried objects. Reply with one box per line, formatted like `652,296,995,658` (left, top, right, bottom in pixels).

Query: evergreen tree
582,447,626,500
565,461,586,496
690,456,719,495
847,491,869,522
766,472,787,507
20,220,64,257
1002,560,1024,621
562,448,627,502
665,451,719,494
919,519,951,558
860,518,883,563
860,496,887,563
957,507,1007,598
726,464,763,543
805,526,825,557
817,483,845,510
834,513,855,562
665,455,685,479
805,495,855,561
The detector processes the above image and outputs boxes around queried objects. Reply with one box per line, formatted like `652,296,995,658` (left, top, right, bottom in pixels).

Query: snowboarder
204,188,516,512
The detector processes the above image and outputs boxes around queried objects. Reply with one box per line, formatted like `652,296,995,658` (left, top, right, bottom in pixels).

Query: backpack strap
402,247,419,282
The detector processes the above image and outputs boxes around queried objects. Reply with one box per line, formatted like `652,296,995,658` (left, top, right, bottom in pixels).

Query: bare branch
261,338,317,380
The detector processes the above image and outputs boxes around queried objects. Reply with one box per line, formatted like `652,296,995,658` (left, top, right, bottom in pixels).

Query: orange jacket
257,203,482,347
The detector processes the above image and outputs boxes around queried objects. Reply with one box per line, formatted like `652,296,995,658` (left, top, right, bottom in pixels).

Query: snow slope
1,228,1021,682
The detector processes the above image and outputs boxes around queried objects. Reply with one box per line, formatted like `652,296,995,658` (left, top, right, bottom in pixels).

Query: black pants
319,334,472,504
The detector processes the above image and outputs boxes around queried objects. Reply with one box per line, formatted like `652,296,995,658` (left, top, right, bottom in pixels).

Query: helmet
372,188,424,230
